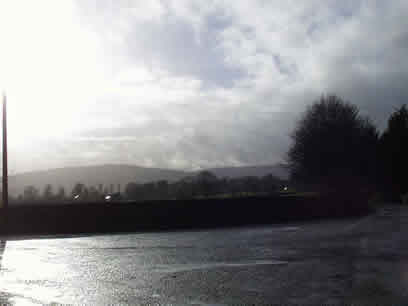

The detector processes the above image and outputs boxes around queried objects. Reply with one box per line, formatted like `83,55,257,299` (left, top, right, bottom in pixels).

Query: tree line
12,172,286,204
125,171,285,201
13,183,118,203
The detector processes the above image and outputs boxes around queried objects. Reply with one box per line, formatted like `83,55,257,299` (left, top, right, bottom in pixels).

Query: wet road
0,208,407,305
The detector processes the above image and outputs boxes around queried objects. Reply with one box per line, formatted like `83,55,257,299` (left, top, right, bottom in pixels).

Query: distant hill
8,165,188,197
205,164,289,180
7,163,289,197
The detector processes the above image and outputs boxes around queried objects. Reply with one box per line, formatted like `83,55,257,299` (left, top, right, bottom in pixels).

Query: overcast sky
0,0,407,173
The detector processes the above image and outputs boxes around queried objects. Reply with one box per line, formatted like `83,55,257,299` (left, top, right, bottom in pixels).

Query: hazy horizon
1,1,407,174
5,162,287,176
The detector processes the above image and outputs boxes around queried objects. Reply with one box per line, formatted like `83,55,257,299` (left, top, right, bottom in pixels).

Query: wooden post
2,94,8,209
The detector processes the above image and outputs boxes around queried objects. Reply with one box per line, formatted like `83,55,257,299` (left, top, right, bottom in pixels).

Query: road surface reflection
0,214,404,305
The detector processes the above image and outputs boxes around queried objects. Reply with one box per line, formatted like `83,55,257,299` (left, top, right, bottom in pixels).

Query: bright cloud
0,0,407,173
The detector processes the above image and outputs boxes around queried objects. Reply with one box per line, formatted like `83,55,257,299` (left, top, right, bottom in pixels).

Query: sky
0,0,407,174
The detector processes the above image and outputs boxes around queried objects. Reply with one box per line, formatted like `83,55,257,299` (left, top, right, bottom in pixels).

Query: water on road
0,211,406,305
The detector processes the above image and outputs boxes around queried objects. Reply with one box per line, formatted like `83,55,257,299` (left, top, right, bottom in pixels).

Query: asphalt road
0,206,407,305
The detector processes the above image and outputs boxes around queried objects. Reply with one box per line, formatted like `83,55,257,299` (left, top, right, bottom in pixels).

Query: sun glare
0,1,107,145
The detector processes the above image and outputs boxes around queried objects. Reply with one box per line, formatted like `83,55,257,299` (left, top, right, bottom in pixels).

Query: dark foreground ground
0,205,406,305
0,194,370,235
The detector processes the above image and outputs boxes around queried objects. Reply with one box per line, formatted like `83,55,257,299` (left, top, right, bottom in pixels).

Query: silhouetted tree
24,185,39,201
381,104,408,200
143,182,155,200
123,173,284,201
196,171,218,197
288,94,379,191
43,184,54,201
125,182,138,199
217,178,229,195
82,186,89,200
175,179,194,199
261,174,281,194
71,183,86,199
57,186,66,201
242,176,260,194
88,186,101,201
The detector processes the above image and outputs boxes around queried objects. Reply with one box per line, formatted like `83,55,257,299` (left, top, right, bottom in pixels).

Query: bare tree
288,94,379,191
43,184,54,201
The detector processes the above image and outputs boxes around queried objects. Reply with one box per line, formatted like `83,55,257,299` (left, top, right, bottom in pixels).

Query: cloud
2,0,408,173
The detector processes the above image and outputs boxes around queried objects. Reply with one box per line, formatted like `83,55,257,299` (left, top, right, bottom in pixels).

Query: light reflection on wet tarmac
0,220,378,305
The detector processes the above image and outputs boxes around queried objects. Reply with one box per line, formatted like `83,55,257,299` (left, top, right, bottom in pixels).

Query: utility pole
2,94,8,209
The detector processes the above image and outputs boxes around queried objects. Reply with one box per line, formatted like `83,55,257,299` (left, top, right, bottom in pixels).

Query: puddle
155,260,288,274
